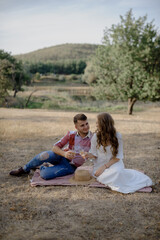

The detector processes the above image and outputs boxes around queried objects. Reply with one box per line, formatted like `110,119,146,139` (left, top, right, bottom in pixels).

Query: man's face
75,120,90,136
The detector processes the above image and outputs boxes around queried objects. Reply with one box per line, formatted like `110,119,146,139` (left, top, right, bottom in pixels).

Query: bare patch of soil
0,108,160,240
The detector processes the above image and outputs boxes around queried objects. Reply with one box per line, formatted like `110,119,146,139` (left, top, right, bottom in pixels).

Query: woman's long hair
96,113,118,156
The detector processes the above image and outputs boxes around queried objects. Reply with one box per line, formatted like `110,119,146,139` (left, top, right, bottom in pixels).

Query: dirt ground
0,107,160,240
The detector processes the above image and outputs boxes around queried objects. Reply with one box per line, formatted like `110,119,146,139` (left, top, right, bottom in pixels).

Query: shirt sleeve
54,131,70,149
116,132,123,160
89,133,98,157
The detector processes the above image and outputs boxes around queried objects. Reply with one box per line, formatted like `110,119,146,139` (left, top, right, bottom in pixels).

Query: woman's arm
80,152,97,160
104,157,120,168
95,157,120,177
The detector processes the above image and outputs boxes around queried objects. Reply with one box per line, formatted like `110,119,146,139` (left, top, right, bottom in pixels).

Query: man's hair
73,113,87,124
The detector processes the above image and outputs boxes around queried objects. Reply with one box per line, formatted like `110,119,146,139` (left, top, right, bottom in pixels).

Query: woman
83,113,153,194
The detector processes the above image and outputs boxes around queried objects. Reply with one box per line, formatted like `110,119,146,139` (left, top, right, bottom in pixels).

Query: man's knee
40,165,76,180
40,168,55,180
39,152,49,161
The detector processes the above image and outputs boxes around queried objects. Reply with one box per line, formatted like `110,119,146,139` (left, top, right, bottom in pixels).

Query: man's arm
52,145,66,157
52,145,75,160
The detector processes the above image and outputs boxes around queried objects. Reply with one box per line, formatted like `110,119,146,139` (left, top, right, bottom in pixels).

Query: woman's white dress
90,132,152,194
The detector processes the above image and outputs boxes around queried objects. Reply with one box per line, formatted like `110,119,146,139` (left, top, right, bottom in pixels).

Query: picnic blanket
30,166,152,193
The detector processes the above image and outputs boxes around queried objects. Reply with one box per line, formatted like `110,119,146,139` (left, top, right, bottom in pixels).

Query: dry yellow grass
0,107,160,240
16,85,92,98
1,107,159,140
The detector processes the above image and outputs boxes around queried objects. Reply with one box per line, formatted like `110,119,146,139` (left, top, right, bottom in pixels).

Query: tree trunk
25,89,37,108
13,89,18,98
128,98,137,115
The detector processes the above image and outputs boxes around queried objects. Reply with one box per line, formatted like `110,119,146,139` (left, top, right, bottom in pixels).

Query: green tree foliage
29,60,86,75
93,9,160,114
82,60,97,84
0,59,13,99
0,50,30,101
34,72,41,81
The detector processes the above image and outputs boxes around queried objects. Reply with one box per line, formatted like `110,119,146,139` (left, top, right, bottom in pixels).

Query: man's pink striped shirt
54,131,93,167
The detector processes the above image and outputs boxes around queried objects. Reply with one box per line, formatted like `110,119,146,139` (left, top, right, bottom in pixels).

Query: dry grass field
0,107,160,240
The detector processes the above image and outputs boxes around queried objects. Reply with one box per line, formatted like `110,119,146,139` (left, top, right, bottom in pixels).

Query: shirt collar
76,131,92,139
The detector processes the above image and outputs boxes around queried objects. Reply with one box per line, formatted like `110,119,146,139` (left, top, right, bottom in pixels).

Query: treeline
29,60,87,75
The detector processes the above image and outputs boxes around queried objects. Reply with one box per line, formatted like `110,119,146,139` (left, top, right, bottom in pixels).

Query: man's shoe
9,167,28,176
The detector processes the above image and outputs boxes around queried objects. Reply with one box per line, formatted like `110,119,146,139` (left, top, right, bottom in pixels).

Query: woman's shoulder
116,132,122,139
92,132,122,140
91,133,97,140
92,132,97,137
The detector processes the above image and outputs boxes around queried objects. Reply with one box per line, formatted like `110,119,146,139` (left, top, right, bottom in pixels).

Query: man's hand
95,165,107,177
64,151,75,160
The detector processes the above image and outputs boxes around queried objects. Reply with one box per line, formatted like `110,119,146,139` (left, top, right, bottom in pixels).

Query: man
10,113,92,180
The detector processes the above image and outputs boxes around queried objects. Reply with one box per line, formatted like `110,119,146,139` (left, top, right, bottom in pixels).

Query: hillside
15,43,99,63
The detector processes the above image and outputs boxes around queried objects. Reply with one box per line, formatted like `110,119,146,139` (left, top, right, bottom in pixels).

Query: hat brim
69,175,96,185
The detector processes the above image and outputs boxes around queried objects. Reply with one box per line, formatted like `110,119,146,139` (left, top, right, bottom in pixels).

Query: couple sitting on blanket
10,113,153,194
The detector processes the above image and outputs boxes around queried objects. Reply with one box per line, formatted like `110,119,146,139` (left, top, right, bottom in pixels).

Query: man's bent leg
10,151,62,176
40,158,76,180
23,151,62,172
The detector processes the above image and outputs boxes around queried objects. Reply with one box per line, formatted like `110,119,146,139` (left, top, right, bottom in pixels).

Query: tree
82,60,97,84
0,50,30,100
0,59,13,99
93,9,160,114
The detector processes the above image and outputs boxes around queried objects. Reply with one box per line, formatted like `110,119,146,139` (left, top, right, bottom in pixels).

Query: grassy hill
15,43,99,63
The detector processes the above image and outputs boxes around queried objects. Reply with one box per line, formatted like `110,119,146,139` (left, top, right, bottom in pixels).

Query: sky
0,0,160,55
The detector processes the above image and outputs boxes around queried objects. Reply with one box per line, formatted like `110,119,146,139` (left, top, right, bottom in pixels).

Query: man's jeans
23,151,76,180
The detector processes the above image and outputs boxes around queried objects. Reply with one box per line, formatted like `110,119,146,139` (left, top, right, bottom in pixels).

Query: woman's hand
80,152,96,160
95,164,108,177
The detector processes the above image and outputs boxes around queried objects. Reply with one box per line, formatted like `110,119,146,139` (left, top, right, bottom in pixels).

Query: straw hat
69,169,95,185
